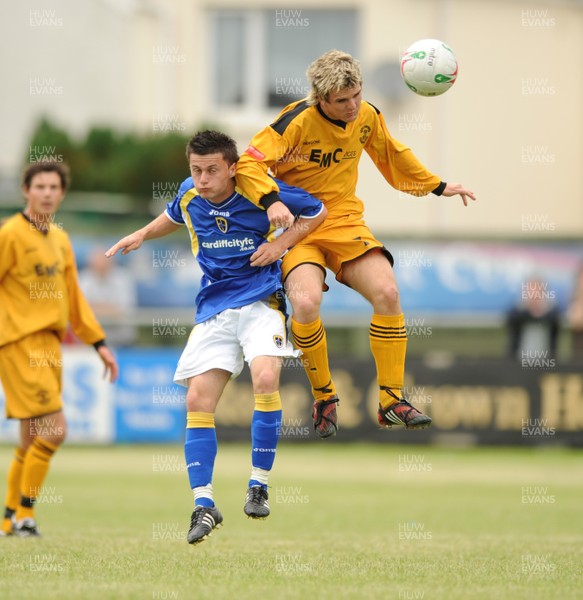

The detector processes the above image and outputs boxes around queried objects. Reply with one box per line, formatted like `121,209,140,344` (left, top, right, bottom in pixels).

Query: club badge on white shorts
173,300,297,386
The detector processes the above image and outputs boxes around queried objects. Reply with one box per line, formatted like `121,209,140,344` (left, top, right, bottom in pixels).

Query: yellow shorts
281,214,393,284
0,331,63,419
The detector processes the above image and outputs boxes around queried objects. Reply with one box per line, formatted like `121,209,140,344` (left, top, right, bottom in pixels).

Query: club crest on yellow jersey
359,125,371,144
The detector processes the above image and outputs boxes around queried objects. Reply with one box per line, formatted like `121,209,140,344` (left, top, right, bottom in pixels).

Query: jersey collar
21,211,50,235
316,103,347,130
200,190,239,210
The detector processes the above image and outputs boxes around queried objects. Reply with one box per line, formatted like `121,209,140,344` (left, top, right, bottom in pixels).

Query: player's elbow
313,205,328,227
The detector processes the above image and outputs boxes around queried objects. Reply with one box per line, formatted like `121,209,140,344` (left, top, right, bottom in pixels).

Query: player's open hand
97,345,119,383
105,233,145,257
267,201,295,229
442,183,476,207
250,241,284,267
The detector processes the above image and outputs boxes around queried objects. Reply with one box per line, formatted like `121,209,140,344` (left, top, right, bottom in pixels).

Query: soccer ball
400,39,458,97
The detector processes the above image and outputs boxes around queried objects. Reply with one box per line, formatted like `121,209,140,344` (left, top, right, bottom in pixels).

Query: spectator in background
507,277,560,362
567,263,583,361
79,247,138,347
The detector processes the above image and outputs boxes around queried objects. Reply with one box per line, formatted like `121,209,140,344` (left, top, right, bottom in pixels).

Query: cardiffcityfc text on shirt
200,237,255,251
165,177,322,324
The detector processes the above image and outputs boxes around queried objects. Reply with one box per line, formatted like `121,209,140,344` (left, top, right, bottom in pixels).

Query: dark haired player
107,130,326,545
0,162,118,537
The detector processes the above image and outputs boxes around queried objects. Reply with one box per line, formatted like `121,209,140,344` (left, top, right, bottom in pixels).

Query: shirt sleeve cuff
432,181,447,196
93,339,107,350
260,191,282,209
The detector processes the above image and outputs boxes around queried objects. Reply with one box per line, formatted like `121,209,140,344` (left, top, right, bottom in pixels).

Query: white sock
250,467,269,487
193,483,213,505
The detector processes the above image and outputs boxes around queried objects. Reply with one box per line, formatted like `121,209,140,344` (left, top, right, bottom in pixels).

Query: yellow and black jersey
0,213,105,347
236,99,443,219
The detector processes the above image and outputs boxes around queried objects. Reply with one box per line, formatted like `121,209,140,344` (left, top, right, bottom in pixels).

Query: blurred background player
106,130,326,545
79,247,138,347
507,277,560,362
567,263,583,361
235,49,476,438
0,162,118,537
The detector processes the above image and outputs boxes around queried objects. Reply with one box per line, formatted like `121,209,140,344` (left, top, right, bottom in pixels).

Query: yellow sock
1,447,25,533
5,447,25,510
254,392,282,412
16,438,58,521
370,313,407,409
186,412,215,428
291,317,337,402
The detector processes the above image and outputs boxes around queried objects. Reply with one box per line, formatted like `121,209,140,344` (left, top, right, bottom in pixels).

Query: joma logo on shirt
34,262,60,276
309,148,342,168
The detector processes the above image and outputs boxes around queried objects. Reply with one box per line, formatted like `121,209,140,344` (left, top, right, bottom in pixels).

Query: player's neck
23,208,55,233
205,186,236,205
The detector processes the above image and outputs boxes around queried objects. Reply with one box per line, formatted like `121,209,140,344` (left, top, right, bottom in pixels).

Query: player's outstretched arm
441,182,477,207
105,213,181,257
250,205,328,267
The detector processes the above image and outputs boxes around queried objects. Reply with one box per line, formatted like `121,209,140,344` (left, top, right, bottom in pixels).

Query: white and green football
400,39,458,97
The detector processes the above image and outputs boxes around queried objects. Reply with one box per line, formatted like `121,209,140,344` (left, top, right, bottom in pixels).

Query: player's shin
16,438,59,522
249,392,282,488
244,392,282,519
291,318,337,402
1,447,25,534
185,412,217,508
370,313,407,408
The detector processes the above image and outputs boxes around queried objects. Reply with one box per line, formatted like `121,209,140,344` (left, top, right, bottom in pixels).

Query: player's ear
228,163,236,178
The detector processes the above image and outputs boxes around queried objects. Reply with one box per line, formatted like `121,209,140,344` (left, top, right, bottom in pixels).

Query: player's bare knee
19,438,34,452
39,425,67,447
251,367,279,394
20,420,36,450
186,392,218,413
53,426,67,446
186,392,204,412
289,292,321,322
373,284,400,312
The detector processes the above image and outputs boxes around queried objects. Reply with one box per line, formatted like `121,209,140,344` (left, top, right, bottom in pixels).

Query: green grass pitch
0,443,581,599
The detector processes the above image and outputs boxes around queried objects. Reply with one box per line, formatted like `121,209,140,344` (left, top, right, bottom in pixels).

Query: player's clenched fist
266,201,295,229
250,242,284,267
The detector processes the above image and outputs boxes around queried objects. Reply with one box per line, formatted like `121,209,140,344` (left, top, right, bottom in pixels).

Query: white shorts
173,299,297,387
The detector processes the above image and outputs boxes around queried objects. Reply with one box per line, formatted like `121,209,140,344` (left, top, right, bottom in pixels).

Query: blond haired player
0,162,118,536
237,50,476,437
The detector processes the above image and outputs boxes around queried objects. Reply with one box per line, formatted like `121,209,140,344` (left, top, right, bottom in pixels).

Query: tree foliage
26,117,216,196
